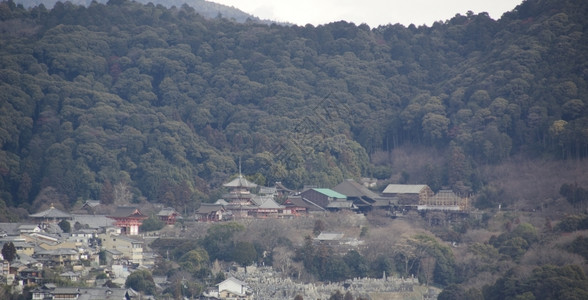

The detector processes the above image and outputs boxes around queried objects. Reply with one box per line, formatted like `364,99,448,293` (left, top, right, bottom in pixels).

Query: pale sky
212,0,523,27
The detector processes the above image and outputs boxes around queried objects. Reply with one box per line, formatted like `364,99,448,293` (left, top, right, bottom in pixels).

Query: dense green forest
0,0,587,217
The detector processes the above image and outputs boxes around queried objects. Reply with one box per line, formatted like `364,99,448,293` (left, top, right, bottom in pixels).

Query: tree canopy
0,0,587,215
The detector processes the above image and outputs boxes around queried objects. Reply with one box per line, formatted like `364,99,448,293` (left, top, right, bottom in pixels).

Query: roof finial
238,156,242,178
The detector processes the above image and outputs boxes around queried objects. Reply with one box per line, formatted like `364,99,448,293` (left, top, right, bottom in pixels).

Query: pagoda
222,174,257,218
222,175,258,204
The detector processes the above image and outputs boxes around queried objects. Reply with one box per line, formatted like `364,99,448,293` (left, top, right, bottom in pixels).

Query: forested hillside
11,0,266,23
0,0,587,217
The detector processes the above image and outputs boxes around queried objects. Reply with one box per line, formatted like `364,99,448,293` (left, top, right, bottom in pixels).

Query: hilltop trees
0,0,587,215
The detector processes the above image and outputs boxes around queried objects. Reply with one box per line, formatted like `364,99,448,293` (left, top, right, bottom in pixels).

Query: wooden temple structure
29,204,72,228
107,206,147,235
218,172,296,219
157,207,181,225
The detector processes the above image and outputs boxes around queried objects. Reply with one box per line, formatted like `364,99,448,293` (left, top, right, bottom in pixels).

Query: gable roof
196,203,225,214
311,188,346,199
382,184,429,194
29,206,71,219
253,196,283,209
18,224,40,231
333,179,380,199
284,196,324,212
218,276,250,296
108,207,146,218
36,248,78,256
52,287,80,295
77,288,130,300
250,194,284,208
71,215,115,229
157,207,178,217
12,252,39,266
0,223,20,236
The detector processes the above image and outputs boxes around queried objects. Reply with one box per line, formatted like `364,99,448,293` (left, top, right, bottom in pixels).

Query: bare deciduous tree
272,246,295,275
114,181,133,205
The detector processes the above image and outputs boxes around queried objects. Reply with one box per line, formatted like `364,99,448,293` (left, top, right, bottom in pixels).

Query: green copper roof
313,188,346,199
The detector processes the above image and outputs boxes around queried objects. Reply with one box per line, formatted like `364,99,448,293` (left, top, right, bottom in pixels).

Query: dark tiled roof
196,204,225,214
382,184,429,194
285,196,325,212
29,206,71,219
108,207,145,218
333,179,379,199
157,207,178,217
71,215,114,229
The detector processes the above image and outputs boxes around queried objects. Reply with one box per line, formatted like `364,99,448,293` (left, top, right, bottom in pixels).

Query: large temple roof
333,179,380,199
108,206,146,219
29,205,71,219
382,184,429,194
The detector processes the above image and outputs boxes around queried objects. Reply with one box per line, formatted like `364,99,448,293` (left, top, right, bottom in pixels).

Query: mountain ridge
10,0,280,24
0,0,586,216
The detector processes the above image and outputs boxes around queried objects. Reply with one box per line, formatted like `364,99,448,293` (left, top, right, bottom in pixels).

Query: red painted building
157,207,180,225
107,207,147,235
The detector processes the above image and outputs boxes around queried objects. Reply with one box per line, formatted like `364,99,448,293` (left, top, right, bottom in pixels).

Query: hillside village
2,0,588,298
0,175,468,299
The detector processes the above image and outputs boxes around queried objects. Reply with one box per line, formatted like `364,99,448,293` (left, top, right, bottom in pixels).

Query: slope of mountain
0,0,586,214
11,0,273,23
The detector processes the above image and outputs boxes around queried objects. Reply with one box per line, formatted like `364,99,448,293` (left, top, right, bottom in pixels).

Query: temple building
157,207,181,225
333,179,391,212
29,204,72,228
215,174,295,219
381,184,434,206
195,203,226,222
222,175,258,204
299,188,354,211
107,207,147,235
222,175,258,218
418,189,469,211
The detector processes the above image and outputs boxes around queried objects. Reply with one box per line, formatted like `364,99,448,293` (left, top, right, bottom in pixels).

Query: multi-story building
100,233,144,266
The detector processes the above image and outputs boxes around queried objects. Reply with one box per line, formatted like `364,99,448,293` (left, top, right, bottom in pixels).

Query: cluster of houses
0,174,468,299
195,176,470,222
0,203,181,299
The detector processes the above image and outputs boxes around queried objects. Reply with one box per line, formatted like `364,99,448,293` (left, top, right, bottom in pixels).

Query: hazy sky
212,0,523,27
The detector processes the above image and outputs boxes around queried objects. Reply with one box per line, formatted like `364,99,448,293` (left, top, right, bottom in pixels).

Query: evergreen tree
1,242,17,262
